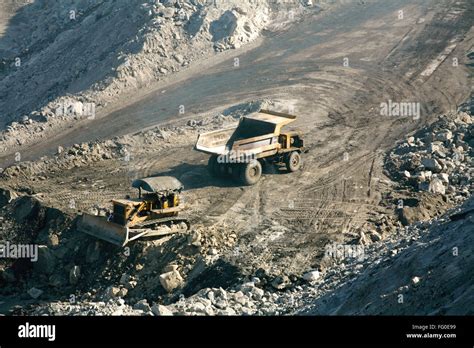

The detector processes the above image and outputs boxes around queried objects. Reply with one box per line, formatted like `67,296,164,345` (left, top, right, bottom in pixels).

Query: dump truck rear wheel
217,163,230,177
231,164,242,181
286,151,302,172
208,155,219,177
240,160,262,185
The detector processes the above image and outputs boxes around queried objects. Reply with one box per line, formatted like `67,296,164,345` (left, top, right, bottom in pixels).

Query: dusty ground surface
0,0,473,315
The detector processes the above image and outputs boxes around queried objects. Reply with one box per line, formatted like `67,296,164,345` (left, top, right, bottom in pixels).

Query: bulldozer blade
78,214,189,246
135,216,191,237
78,214,140,247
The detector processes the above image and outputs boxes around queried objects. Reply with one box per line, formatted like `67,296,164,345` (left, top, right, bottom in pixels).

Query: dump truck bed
195,110,296,156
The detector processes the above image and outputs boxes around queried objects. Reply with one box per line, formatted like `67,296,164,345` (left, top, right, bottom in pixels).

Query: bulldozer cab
132,177,183,209
132,176,184,195
139,191,179,210
110,177,184,226
78,176,188,246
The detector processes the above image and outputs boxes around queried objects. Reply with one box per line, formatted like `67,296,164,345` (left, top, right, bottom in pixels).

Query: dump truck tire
240,160,262,185
218,163,230,177
286,151,302,172
231,164,242,181
208,155,219,177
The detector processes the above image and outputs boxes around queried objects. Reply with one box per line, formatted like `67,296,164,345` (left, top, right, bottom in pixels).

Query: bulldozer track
134,216,190,230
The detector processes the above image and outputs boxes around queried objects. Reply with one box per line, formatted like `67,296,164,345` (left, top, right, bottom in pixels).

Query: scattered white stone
151,304,174,316
428,178,446,194
303,270,321,282
435,130,452,141
439,173,450,184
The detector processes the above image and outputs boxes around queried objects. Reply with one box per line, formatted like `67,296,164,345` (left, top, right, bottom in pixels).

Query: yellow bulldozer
78,177,190,246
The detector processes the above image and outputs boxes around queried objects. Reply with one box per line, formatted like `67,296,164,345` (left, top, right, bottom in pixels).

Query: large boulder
159,270,184,292
303,270,321,282
27,287,44,299
428,178,446,194
159,7,175,19
69,265,81,285
105,286,121,299
133,300,151,312
398,206,431,226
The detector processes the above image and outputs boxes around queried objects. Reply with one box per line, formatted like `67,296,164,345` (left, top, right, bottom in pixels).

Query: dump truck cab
279,131,304,151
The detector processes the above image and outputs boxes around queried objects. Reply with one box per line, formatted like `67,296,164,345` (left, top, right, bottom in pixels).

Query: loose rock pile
26,278,306,316
1,141,118,180
386,111,473,202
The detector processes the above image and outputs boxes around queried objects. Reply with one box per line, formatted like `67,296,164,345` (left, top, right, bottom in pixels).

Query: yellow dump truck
194,110,304,185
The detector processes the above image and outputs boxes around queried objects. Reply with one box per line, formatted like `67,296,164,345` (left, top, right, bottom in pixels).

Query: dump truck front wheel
286,151,302,172
240,160,262,185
